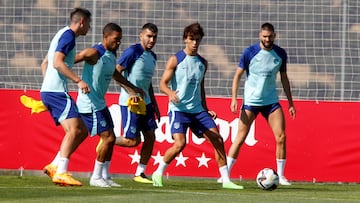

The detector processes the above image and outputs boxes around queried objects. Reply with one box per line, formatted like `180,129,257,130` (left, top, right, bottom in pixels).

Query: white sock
155,160,168,176
135,163,146,176
219,165,230,183
227,157,236,172
276,159,286,177
92,160,104,180
56,157,69,174
51,151,61,166
102,161,111,179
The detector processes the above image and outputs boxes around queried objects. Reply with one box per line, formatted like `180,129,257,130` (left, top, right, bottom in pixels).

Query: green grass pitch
0,174,359,203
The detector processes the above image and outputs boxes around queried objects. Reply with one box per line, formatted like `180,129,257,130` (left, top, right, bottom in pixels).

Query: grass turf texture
0,175,359,203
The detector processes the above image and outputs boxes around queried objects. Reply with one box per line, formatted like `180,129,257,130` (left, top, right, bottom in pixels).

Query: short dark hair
183,22,204,39
261,22,275,32
70,7,91,23
103,22,122,35
142,23,158,33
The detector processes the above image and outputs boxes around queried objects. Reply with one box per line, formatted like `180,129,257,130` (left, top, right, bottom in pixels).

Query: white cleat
105,178,121,187
279,176,291,186
90,178,111,187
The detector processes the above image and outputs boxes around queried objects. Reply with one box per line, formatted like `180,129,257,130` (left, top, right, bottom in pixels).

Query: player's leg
227,109,256,166
133,130,155,183
152,132,186,187
134,105,157,183
267,106,291,185
52,117,87,186
90,130,115,187
203,127,243,190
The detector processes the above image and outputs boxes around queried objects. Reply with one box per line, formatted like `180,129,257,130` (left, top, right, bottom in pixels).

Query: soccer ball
256,168,279,190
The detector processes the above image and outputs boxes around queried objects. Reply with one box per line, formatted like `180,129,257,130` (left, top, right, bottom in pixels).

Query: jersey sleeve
117,45,139,69
55,30,76,56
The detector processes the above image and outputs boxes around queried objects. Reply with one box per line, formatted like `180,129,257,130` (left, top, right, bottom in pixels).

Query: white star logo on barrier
151,151,163,166
196,153,211,168
175,152,189,167
129,150,140,165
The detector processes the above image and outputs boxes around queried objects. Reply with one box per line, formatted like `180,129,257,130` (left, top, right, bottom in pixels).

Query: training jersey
77,43,117,113
40,26,76,92
117,43,156,106
168,50,206,114
239,43,287,106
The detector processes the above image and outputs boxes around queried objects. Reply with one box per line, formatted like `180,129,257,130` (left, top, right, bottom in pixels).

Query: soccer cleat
95,138,103,153
43,164,57,179
151,173,163,187
222,181,244,190
105,178,121,187
133,173,153,184
90,177,111,187
216,177,223,183
52,173,83,186
279,176,291,186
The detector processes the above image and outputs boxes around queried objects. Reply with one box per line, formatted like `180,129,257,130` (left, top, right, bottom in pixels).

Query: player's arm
280,71,296,119
41,54,48,77
113,64,145,99
75,47,98,65
230,67,245,114
53,51,90,93
159,55,178,104
148,83,161,122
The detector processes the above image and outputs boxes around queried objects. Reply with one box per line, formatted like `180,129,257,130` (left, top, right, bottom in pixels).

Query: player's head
70,7,92,36
259,22,276,50
102,23,122,52
183,22,204,55
140,23,158,51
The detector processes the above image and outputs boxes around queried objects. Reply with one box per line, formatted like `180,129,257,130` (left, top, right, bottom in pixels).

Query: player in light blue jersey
114,23,160,184
75,23,134,187
226,23,296,186
40,7,91,187
152,22,243,190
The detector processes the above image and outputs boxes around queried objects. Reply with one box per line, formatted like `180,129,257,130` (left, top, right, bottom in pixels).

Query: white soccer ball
256,168,279,190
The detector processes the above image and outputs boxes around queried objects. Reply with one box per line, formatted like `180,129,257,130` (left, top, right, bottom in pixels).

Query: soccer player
151,22,243,190
114,23,160,184
225,22,296,185
40,7,91,186
75,22,135,187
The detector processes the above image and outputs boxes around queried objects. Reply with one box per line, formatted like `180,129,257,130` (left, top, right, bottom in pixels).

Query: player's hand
288,106,296,119
169,90,179,104
129,94,140,103
78,80,90,94
230,99,238,114
208,110,217,120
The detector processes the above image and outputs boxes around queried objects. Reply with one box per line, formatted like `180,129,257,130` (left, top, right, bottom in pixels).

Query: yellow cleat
95,138,103,153
52,172,83,186
133,173,153,184
20,95,47,114
43,163,57,179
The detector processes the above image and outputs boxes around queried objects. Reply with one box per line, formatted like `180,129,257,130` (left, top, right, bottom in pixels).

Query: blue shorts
169,111,217,138
241,103,281,119
80,107,114,137
120,104,157,139
40,92,80,125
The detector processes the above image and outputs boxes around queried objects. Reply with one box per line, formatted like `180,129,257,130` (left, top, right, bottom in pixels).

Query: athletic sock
56,157,69,174
276,159,286,177
135,163,146,176
219,165,231,183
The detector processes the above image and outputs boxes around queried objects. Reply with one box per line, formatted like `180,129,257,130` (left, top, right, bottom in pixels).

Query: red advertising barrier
0,89,359,183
